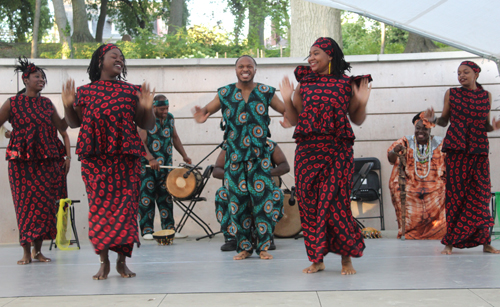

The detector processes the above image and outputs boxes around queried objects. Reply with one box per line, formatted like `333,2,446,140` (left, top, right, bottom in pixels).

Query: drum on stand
274,188,302,238
165,165,203,200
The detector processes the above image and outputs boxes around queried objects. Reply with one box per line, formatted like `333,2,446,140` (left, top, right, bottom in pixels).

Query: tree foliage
0,0,52,43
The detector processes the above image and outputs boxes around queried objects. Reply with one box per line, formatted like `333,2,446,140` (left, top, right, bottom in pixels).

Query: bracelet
65,156,71,160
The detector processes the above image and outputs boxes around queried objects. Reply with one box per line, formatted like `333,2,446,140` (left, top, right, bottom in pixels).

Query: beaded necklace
412,135,432,179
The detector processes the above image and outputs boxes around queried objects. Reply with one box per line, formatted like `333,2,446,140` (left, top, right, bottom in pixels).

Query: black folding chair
491,192,499,237
352,157,385,230
50,200,81,250
174,165,219,241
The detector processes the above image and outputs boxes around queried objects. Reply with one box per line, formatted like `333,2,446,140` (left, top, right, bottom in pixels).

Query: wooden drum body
166,166,203,200
274,189,302,238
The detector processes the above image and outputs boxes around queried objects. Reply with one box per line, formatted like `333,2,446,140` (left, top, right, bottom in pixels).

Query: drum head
166,168,198,199
274,190,302,238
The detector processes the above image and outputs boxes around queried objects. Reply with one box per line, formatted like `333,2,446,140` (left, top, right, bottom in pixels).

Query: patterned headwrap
460,61,481,73
417,112,435,129
312,37,334,56
22,63,38,79
154,99,169,107
99,43,119,62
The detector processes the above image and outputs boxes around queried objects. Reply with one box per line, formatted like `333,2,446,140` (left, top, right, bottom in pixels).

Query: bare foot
233,251,251,260
483,245,500,254
259,251,273,260
93,260,110,280
32,251,51,262
17,255,32,265
341,256,356,275
116,261,136,278
441,245,453,255
302,262,325,274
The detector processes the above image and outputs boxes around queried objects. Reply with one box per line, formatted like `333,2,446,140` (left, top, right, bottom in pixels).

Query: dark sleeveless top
6,95,64,160
442,85,490,155
293,66,372,143
75,80,145,158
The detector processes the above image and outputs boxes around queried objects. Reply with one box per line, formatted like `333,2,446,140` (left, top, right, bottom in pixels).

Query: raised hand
61,79,76,108
192,106,209,123
352,77,372,106
137,82,155,110
279,76,294,102
492,116,500,131
279,111,292,128
424,107,435,121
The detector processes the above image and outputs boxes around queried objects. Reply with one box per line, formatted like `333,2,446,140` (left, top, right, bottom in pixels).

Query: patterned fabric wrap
295,135,365,261
441,151,494,248
139,114,175,235
223,150,276,254
153,99,169,107
6,95,65,161
293,65,371,142
312,37,335,56
8,159,59,246
215,140,284,241
47,124,68,200
75,80,145,158
442,85,490,155
388,136,447,240
21,63,38,80
99,44,118,61
218,83,275,163
81,154,141,257
460,61,481,73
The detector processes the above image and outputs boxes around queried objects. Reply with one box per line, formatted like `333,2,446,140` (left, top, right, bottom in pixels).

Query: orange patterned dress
388,136,447,240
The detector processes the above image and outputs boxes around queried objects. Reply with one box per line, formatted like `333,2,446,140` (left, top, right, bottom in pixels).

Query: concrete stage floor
0,236,499,306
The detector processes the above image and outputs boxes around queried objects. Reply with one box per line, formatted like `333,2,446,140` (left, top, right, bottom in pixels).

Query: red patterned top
6,95,64,161
75,80,145,157
293,66,372,142
442,85,490,155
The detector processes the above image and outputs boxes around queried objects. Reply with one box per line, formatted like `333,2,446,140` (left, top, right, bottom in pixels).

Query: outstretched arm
172,126,192,164
61,79,82,128
0,99,11,128
348,78,372,126
424,89,451,127
279,76,302,126
135,82,156,130
193,94,221,123
485,92,500,132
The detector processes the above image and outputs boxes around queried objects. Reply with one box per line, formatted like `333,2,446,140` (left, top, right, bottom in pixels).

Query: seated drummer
138,95,192,240
213,139,290,251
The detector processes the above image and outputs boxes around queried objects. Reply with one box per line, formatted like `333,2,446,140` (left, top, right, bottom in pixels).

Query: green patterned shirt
218,83,275,163
142,113,174,173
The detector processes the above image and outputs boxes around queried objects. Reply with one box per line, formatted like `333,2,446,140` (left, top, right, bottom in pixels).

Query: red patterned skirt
8,159,58,246
441,151,494,248
55,157,68,200
295,135,365,262
81,154,141,257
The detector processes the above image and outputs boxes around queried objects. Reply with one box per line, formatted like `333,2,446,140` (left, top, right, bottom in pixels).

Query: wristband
65,156,71,160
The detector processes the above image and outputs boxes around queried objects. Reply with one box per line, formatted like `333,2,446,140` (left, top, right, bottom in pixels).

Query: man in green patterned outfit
213,139,290,251
193,55,287,260
139,95,192,240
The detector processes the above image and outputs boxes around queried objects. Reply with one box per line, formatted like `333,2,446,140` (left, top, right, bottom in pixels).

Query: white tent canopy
306,0,500,65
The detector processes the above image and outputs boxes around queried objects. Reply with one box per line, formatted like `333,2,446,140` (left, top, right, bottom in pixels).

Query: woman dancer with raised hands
0,57,69,265
424,61,500,255
280,37,372,275
62,43,156,280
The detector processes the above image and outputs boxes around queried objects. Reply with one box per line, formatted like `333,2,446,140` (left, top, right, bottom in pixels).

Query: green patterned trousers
138,163,174,235
223,153,278,254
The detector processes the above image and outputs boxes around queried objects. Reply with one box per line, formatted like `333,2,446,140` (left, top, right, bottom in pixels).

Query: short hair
154,94,167,101
235,55,257,67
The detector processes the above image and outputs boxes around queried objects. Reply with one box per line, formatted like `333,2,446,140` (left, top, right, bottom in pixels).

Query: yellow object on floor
362,227,382,239
55,199,78,250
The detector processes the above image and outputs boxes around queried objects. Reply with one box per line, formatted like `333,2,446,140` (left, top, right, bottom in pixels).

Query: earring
328,62,331,74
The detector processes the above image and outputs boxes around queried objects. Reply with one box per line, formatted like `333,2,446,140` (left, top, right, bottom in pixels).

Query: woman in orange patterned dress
387,113,447,240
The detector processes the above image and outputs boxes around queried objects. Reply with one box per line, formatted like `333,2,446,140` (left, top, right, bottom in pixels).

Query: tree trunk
290,0,342,57
71,0,94,42
248,0,266,47
403,32,437,53
380,23,386,54
96,0,109,42
52,0,72,58
168,0,184,34
31,0,41,58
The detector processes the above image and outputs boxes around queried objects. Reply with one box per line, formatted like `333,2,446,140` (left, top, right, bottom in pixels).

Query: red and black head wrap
22,63,38,79
14,56,47,89
312,37,335,56
99,43,119,62
460,61,481,73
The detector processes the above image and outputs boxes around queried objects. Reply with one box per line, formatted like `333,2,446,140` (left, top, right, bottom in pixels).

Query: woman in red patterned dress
280,37,372,274
62,44,155,280
425,61,500,255
0,58,69,265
